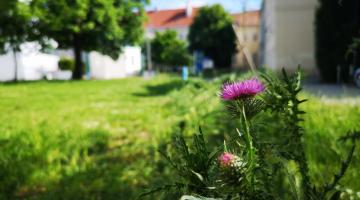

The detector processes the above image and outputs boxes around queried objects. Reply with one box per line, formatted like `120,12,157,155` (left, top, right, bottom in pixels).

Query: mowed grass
0,75,183,199
0,74,359,199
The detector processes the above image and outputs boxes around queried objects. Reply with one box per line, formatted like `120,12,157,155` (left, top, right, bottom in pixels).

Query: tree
30,0,147,79
151,30,192,69
0,1,32,81
188,4,236,69
315,0,360,82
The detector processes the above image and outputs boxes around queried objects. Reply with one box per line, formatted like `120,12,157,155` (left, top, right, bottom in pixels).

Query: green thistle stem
240,106,256,192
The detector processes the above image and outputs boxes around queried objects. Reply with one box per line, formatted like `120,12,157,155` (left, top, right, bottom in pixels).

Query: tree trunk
12,48,18,82
72,34,83,80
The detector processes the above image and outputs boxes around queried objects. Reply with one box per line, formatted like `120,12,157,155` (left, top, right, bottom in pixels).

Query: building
0,42,59,82
232,11,261,69
55,47,141,80
88,47,141,79
260,0,318,74
0,44,142,81
145,6,198,40
145,7,261,69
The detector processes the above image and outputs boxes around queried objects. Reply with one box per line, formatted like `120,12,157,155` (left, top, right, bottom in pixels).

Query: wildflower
218,152,235,168
221,78,265,100
218,152,247,185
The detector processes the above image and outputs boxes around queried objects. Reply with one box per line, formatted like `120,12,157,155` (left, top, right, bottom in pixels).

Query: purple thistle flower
218,152,235,168
221,78,265,100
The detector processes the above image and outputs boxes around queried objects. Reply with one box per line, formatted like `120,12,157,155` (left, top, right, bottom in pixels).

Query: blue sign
182,66,188,81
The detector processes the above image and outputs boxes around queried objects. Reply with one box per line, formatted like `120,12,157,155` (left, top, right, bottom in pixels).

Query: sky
146,0,262,13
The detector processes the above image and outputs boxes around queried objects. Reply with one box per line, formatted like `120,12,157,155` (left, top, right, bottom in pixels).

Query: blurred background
0,0,359,199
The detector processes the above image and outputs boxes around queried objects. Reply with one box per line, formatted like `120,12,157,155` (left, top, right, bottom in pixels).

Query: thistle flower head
220,78,265,100
218,152,247,185
218,152,235,168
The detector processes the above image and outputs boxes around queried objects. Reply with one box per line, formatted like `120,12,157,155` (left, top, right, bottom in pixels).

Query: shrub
58,57,75,71
151,30,192,70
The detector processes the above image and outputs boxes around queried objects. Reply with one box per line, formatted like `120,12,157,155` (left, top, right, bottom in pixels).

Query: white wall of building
89,46,141,79
0,52,18,81
0,43,142,81
261,0,277,70
261,0,318,74
146,26,189,40
0,43,59,81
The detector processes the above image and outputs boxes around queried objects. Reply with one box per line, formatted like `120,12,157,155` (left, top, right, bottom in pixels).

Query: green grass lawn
0,74,359,199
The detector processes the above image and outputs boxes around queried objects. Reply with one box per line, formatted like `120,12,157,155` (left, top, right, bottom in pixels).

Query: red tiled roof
145,8,199,28
232,11,260,26
145,8,260,29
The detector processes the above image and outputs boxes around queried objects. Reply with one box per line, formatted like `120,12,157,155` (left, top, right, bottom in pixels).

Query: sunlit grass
0,75,358,199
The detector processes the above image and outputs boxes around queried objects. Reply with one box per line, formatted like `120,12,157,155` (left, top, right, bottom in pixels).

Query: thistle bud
218,152,247,185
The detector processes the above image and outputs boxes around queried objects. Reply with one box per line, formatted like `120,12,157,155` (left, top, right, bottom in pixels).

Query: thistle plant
219,78,265,195
141,69,358,200
262,69,312,198
215,152,249,198
261,68,357,200
140,127,220,198
221,78,265,119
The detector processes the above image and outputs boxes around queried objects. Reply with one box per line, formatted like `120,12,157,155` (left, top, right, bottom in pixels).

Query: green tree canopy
188,4,236,68
151,30,192,68
0,0,33,81
0,1,33,52
30,0,147,79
